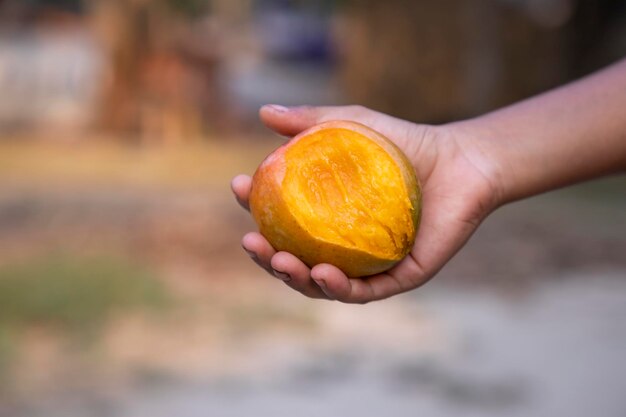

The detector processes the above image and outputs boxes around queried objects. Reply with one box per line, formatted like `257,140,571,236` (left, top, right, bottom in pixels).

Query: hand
232,105,502,303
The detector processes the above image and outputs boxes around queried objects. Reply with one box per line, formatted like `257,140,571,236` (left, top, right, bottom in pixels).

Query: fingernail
235,196,249,211
273,269,291,282
313,278,334,299
266,104,289,113
313,278,330,297
313,278,327,291
243,248,258,261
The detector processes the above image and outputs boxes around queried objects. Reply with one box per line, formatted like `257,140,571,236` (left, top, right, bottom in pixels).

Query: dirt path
0,173,624,417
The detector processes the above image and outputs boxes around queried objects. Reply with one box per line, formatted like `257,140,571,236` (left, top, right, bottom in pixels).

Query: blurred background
0,0,625,416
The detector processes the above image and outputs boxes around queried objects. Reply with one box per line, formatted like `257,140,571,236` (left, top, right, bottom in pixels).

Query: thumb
259,104,380,137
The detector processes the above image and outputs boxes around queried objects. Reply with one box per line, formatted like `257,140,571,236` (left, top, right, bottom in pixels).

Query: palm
403,137,496,283
232,105,497,303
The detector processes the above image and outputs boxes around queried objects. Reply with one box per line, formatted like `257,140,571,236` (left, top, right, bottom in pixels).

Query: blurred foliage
164,0,210,17
0,326,14,387
0,255,169,334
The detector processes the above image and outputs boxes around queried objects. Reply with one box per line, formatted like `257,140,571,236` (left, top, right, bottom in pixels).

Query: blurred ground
0,138,624,417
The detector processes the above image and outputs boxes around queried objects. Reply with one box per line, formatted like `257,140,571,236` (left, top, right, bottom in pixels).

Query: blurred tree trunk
88,0,220,144
336,0,569,123
336,0,466,123
89,0,148,138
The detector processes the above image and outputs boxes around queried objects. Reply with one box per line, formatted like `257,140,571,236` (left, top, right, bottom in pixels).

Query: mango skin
249,120,421,278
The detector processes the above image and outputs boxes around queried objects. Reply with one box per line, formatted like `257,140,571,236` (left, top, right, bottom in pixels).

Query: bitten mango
249,120,421,277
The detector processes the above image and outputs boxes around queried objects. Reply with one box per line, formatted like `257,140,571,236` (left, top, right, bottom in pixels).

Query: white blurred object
0,27,105,133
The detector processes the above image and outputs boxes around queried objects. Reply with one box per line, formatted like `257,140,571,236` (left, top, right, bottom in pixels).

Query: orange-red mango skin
249,121,421,278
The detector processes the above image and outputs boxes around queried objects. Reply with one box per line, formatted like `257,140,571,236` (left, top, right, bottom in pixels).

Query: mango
249,121,421,277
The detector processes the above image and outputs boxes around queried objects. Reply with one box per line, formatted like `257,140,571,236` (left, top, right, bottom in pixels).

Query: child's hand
233,60,626,303
232,105,501,303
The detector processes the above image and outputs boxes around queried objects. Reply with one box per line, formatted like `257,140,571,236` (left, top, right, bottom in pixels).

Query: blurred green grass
0,255,170,388
0,327,14,387
0,255,169,333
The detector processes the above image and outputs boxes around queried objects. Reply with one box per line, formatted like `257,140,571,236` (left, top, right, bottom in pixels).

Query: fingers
271,252,328,299
310,263,405,304
310,264,351,299
259,104,425,159
309,253,432,304
259,105,315,137
242,232,276,275
241,229,426,302
231,174,251,211
242,233,329,299
259,104,384,137
241,233,422,303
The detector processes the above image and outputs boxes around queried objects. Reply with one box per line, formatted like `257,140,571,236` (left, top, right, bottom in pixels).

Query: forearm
456,58,626,205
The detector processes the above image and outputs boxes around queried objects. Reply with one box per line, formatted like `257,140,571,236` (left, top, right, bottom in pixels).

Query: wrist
440,118,510,209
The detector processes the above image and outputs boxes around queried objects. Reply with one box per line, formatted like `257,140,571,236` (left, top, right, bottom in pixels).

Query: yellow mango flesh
283,128,414,260
250,122,420,277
